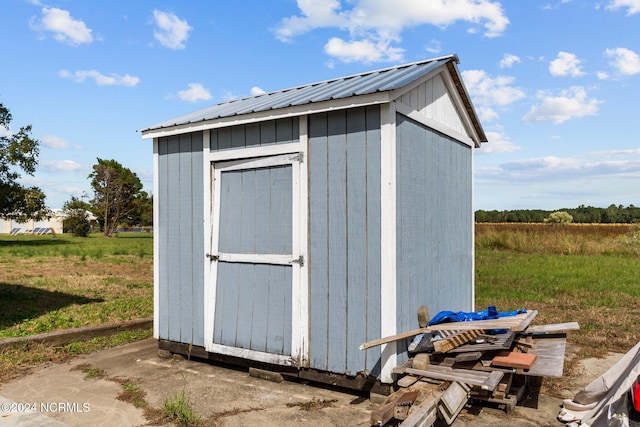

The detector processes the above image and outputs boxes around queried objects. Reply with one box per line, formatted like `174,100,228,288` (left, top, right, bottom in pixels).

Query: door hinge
290,255,304,266
206,253,219,261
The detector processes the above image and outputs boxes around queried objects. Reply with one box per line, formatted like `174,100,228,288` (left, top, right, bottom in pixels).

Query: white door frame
203,143,309,367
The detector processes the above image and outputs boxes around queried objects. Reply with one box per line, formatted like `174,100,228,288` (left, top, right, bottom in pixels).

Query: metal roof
144,55,464,127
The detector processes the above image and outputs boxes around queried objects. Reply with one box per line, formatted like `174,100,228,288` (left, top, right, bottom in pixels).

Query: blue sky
1,0,639,211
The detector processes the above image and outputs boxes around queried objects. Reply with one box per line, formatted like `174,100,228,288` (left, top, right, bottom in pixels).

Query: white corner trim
293,114,310,368
202,130,214,349
379,103,398,383
152,138,160,339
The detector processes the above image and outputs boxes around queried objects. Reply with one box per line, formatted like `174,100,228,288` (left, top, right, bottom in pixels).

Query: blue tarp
427,306,526,327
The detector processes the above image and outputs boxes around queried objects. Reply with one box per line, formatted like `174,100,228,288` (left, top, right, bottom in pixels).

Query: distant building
0,209,98,235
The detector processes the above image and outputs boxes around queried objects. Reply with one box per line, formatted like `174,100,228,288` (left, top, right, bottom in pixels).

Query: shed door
207,153,302,363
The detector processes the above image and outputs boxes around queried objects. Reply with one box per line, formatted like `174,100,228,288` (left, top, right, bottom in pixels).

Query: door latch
290,255,304,267
206,253,219,261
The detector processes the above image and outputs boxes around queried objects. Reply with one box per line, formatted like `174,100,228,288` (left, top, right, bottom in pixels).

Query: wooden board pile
364,310,579,426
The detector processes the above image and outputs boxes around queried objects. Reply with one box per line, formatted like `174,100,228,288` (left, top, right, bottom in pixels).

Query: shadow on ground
0,282,103,330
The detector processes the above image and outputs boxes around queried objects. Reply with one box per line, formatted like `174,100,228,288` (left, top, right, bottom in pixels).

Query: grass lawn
0,232,153,382
2,224,640,389
476,223,640,358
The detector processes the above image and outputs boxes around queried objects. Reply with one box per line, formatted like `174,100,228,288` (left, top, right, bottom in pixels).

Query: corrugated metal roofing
141,55,460,133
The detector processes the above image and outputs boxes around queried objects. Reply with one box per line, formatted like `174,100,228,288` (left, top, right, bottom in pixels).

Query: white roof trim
141,91,391,140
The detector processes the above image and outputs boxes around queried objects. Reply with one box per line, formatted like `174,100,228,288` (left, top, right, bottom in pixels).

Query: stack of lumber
365,310,579,426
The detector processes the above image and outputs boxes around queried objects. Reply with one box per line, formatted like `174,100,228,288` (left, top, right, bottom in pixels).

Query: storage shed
140,54,487,388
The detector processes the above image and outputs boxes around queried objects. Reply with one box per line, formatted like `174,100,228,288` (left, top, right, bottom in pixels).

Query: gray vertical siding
308,105,382,376
395,114,473,350
157,131,205,346
210,117,299,151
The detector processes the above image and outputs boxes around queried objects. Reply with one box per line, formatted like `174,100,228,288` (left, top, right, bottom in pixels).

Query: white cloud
250,86,267,96
41,135,69,149
477,130,521,154
177,83,212,102
324,37,404,63
549,52,586,77
32,7,93,46
275,0,509,63
461,70,526,123
152,10,192,50
606,0,640,15
523,86,601,124
40,160,85,173
59,70,140,86
425,39,442,54
499,53,521,69
597,71,610,80
605,47,640,75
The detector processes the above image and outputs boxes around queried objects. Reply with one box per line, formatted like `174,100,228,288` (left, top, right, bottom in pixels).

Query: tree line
476,204,640,224
1,100,152,237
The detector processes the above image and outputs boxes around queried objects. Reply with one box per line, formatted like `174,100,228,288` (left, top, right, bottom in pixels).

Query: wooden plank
449,331,515,353
397,375,419,388
394,391,420,420
523,322,580,334
439,381,468,414
370,391,403,426
454,351,484,362
327,110,348,374
308,114,329,371
433,329,484,353
438,382,468,425
405,366,503,390
360,311,537,350
519,335,567,377
483,371,505,391
512,310,538,331
401,392,439,427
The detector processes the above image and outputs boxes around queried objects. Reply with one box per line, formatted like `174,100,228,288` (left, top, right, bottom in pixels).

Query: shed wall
157,132,205,346
395,113,473,355
210,117,299,150
308,105,382,377
397,73,466,137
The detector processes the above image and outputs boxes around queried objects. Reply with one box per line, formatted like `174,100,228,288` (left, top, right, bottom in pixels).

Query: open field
2,225,640,390
476,223,640,358
0,233,153,382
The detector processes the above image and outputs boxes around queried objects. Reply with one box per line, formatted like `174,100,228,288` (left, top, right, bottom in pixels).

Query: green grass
0,234,153,337
163,389,202,427
475,223,640,357
0,233,153,258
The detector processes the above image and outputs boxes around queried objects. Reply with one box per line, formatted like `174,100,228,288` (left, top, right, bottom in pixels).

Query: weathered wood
360,311,538,350
394,391,420,420
398,375,419,388
523,322,580,334
454,351,484,362
440,381,468,414
393,358,414,375
405,366,503,391
433,329,484,353
438,382,469,425
518,334,567,377
449,331,516,353
401,392,440,427
370,391,403,426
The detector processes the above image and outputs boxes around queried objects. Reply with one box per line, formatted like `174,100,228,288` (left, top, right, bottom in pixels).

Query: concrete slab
0,338,621,426
0,338,373,426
